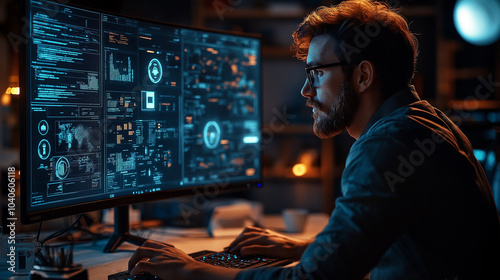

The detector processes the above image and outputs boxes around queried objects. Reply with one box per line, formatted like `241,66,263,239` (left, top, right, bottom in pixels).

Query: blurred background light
292,163,307,177
454,0,500,46
4,86,19,95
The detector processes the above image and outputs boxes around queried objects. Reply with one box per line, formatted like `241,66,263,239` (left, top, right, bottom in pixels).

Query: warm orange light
245,168,255,176
5,87,20,95
1,93,11,106
292,163,307,177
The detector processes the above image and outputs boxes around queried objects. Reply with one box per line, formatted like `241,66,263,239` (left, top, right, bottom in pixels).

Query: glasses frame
305,62,344,89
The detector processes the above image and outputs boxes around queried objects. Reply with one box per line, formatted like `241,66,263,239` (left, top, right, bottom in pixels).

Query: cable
41,214,84,245
36,222,43,242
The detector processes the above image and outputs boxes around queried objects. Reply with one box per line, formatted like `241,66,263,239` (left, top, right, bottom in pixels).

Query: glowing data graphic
148,58,162,84
107,52,135,82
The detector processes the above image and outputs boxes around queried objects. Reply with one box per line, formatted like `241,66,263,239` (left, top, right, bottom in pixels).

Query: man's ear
353,60,376,93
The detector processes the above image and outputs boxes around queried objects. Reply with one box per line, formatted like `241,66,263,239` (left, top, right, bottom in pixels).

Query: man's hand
128,240,197,279
128,240,239,280
228,226,312,260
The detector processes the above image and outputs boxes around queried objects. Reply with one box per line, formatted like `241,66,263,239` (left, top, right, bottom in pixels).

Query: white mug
282,208,309,233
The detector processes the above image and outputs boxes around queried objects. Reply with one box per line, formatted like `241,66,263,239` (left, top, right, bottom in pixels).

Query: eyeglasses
305,62,343,89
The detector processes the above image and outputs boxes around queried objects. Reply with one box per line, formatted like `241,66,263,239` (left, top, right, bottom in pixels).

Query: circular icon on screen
55,157,70,180
203,121,221,149
148,58,162,84
38,139,51,160
38,120,49,136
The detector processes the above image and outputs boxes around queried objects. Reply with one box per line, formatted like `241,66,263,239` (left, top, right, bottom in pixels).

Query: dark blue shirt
236,87,500,280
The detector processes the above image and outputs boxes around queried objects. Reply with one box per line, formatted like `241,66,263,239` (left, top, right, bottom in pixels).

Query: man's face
301,34,359,138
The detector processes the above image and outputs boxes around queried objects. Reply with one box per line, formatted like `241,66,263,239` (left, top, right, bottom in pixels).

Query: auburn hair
292,0,418,96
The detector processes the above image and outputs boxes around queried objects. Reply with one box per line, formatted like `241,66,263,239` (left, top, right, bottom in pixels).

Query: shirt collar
361,86,420,136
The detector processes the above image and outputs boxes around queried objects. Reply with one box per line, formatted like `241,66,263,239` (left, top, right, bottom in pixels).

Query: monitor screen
21,0,262,224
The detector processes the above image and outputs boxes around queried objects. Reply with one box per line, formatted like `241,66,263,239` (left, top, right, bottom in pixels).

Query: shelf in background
447,100,500,111
264,166,321,180
199,5,435,21
263,46,294,58
201,8,310,20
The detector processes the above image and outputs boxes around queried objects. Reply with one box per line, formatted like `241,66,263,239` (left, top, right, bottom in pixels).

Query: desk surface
73,213,330,280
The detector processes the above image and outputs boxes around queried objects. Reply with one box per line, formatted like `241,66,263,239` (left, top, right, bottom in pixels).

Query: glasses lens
307,70,315,88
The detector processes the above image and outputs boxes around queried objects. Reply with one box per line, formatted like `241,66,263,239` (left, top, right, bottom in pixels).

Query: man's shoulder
361,100,443,141
344,100,453,189
349,100,449,164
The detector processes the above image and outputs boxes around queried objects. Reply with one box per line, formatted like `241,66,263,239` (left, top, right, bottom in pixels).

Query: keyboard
108,249,292,279
189,250,292,269
108,271,158,280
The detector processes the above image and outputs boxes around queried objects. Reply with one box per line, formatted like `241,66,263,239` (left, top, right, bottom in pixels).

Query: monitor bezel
20,0,264,224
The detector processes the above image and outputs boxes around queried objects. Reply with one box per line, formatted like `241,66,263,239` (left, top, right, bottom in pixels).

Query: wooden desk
73,213,330,279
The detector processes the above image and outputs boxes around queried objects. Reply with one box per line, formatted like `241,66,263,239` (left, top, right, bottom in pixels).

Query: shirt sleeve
236,133,428,280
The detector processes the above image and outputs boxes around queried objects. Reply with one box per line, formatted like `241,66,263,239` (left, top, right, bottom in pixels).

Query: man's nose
301,79,315,98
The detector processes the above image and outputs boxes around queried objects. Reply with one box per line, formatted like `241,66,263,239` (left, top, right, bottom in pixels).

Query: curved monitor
20,0,262,225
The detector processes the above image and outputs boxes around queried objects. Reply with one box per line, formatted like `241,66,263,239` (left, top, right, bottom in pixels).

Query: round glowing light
454,0,500,46
203,121,221,149
1,93,11,106
292,163,307,177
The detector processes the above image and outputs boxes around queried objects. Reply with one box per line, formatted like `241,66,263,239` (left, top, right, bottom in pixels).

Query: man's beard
307,80,359,139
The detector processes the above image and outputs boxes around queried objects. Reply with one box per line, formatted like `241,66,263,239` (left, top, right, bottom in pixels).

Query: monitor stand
104,206,148,253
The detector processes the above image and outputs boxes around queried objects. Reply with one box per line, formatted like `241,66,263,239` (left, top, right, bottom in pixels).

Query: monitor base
104,206,147,253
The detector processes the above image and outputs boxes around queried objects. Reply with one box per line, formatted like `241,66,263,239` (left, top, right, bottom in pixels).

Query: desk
73,213,330,280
